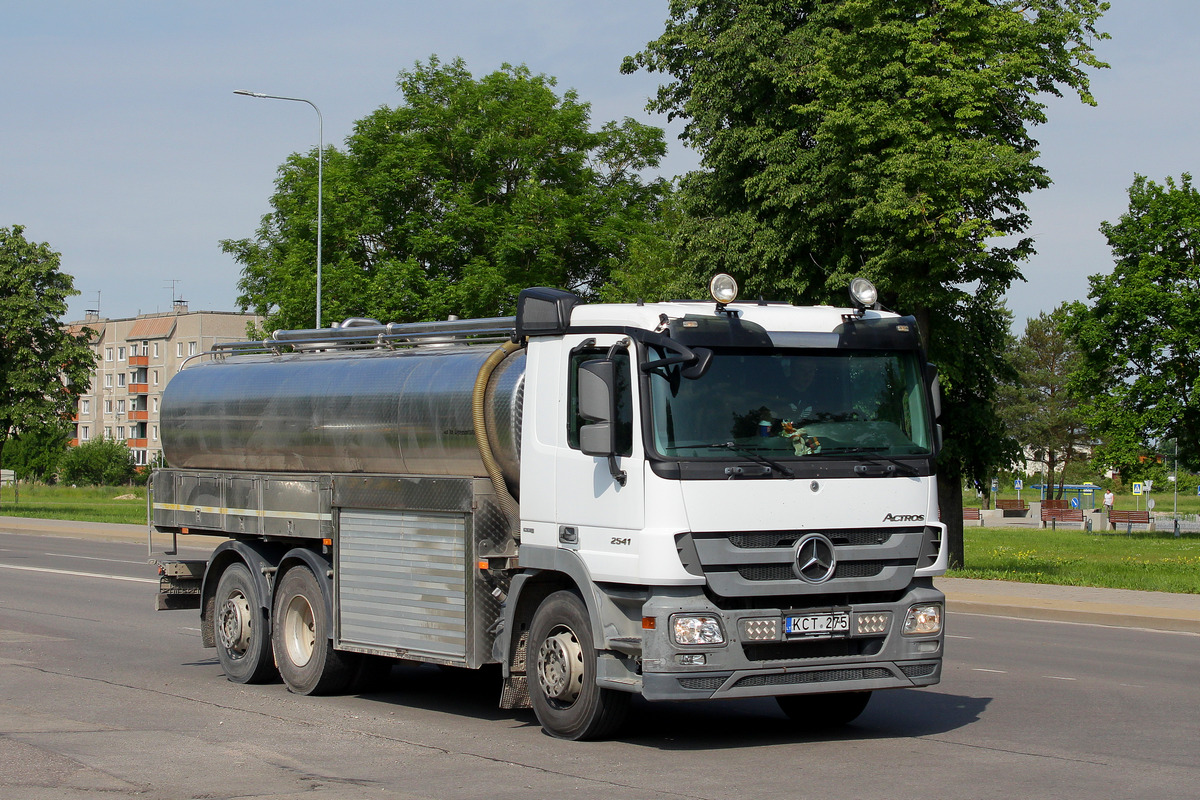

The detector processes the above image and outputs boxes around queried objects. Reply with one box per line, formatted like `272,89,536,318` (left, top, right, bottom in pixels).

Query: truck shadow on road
352,663,990,747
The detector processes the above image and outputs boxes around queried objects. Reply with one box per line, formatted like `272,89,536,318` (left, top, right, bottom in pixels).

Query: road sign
1132,482,1144,496
1083,481,1095,495
1014,479,1023,490
1070,497,1080,509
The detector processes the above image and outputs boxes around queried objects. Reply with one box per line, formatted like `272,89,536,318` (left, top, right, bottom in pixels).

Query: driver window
567,349,633,456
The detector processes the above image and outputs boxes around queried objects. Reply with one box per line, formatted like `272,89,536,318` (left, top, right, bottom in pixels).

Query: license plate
785,612,850,637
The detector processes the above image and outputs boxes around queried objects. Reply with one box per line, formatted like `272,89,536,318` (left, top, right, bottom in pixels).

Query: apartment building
69,305,262,466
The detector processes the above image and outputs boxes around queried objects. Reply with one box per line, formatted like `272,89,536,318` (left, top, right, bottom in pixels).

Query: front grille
728,530,896,549
743,637,884,662
678,676,728,690
733,667,893,689
690,526,928,598
735,560,887,582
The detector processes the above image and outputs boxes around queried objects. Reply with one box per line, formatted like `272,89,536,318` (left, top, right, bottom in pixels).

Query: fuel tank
160,345,525,495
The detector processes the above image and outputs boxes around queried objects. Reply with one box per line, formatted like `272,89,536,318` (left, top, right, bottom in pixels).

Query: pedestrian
1103,488,1115,514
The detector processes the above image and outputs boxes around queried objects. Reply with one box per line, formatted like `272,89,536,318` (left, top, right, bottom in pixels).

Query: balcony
69,438,80,447
129,383,149,394
127,438,148,449
128,355,149,367
128,410,149,421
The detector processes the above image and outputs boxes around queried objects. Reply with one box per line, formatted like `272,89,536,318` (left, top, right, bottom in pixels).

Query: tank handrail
211,317,517,354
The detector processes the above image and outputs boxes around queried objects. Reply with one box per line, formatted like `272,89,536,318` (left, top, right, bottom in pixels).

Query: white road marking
972,668,1008,674
0,563,155,584
48,553,146,566
1043,676,1078,681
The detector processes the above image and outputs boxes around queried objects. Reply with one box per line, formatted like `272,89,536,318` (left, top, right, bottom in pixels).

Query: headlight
903,603,943,636
709,274,739,305
672,614,725,645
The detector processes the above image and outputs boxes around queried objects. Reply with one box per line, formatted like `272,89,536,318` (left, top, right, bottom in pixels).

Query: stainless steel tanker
161,326,525,496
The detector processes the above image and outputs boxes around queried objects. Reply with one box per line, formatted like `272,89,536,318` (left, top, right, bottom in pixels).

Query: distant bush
58,438,136,486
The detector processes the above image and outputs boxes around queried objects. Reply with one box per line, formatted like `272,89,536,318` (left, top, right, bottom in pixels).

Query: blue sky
2,1,1196,329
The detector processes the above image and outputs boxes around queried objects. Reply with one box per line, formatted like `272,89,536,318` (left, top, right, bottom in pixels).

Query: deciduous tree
1069,173,1200,475
0,225,96,505
624,0,1108,565
226,57,671,330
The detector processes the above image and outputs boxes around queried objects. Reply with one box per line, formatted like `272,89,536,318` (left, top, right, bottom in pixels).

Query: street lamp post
234,90,324,328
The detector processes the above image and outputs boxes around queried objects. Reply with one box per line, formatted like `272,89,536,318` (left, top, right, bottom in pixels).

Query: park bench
1108,509,1151,533
1040,505,1085,529
963,507,982,526
995,498,1028,517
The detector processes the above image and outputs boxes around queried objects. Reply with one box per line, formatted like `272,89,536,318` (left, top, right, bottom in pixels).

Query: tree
624,0,1108,565
1069,173,1200,476
1,419,73,483
0,225,96,505
58,437,136,486
997,305,1091,498
226,57,671,330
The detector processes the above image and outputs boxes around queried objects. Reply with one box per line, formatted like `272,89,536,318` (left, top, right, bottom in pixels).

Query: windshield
647,348,933,460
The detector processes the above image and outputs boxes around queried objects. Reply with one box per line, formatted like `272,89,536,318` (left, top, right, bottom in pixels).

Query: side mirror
577,359,627,485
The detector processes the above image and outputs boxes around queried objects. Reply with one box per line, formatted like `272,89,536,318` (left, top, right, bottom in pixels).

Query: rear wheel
529,591,630,740
213,563,276,684
776,691,872,729
271,565,354,695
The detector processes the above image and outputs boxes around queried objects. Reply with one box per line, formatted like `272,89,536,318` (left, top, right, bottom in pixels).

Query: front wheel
271,565,355,696
529,591,630,740
212,562,276,684
776,691,872,729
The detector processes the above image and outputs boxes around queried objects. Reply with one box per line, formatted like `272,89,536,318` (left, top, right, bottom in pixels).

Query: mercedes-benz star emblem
793,533,837,584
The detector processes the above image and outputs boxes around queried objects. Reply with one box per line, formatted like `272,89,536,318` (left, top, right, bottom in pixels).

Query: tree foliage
996,305,1090,496
226,57,671,330
58,437,136,487
1069,173,1200,475
625,0,1108,565
1,419,73,483
0,225,96,503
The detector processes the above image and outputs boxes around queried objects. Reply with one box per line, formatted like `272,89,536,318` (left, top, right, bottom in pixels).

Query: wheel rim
217,590,253,659
537,625,584,706
282,593,316,668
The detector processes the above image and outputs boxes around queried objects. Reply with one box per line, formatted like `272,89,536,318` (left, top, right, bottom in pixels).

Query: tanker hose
473,338,523,540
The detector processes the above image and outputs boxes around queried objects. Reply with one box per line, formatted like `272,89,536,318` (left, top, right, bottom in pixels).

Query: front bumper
638,581,944,702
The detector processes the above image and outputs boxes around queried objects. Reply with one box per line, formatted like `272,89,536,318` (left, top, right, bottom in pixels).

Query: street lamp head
233,90,267,98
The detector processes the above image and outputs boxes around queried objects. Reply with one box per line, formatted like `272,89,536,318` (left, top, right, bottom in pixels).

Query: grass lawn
0,484,147,525
949,526,1200,594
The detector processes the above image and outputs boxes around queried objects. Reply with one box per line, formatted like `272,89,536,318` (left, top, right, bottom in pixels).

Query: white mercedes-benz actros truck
150,275,947,740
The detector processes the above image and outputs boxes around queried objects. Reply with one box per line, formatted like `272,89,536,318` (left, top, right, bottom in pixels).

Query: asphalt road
1,530,1197,799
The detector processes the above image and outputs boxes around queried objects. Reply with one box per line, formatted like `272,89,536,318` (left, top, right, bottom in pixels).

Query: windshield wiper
703,442,795,479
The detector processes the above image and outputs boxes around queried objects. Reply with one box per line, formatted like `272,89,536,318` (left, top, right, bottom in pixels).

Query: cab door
554,333,645,582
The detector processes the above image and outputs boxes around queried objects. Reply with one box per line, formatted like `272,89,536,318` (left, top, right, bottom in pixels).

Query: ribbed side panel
338,508,467,658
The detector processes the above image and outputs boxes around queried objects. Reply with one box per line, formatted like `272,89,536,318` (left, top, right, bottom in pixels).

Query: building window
152,370,159,386
152,397,159,413
117,426,126,439
80,399,90,415
104,426,112,439
104,400,113,414
105,347,113,362
117,373,126,388
80,425,90,441
117,346,126,360
152,425,159,441
116,399,126,414
177,342,183,357
153,342,160,358
104,373,113,388
188,341,197,356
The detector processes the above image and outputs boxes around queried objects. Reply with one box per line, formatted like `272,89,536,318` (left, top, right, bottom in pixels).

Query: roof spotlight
849,277,879,310
709,274,739,305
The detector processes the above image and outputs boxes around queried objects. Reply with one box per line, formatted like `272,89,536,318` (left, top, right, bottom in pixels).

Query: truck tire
213,563,277,684
776,691,872,728
529,590,630,740
271,565,354,696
